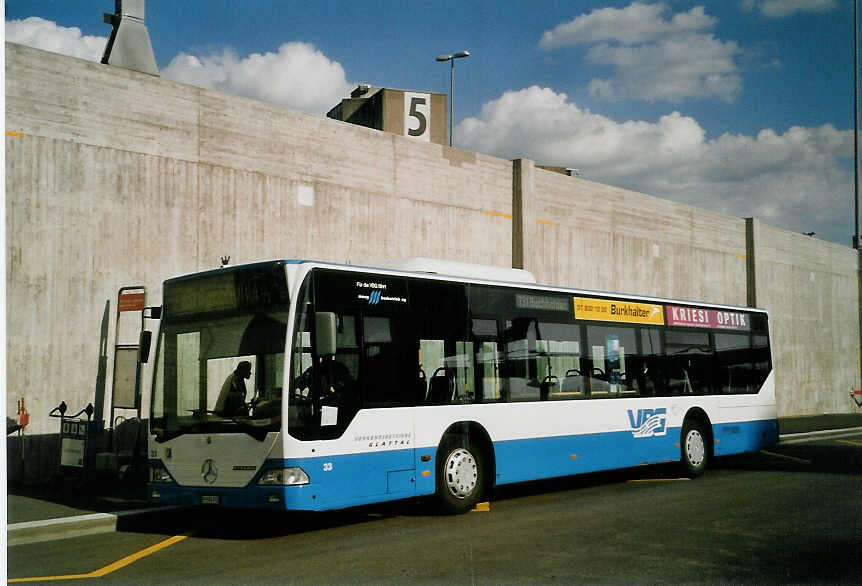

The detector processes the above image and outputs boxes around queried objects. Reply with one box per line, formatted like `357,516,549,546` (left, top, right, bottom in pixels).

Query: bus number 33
323,462,333,472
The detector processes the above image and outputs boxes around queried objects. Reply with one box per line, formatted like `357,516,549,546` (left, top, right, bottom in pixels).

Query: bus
147,258,777,513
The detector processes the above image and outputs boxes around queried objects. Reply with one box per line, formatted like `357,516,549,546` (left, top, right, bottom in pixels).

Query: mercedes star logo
201,458,218,484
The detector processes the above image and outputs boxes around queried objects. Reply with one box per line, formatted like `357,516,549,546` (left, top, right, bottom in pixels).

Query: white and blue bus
147,258,777,513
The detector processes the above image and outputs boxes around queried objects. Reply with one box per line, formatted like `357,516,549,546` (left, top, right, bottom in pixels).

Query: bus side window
418,340,473,405
421,339,446,404
638,327,664,397
586,325,638,398
665,330,713,395
751,335,772,392
331,314,359,384
410,279,469,406
363,315,414,407
537,322,581,401
715,332,759,394
472,318,502,403
503,318,539,402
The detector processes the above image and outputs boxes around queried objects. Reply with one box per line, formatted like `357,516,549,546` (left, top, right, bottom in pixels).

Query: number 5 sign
404,92,431,142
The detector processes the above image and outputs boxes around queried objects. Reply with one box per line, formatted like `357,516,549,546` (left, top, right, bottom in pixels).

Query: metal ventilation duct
101,0,159,76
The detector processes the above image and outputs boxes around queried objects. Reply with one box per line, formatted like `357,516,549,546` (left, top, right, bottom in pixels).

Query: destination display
165,264,289,318
665,305,750,331
516,293,569,312
573,297,665,325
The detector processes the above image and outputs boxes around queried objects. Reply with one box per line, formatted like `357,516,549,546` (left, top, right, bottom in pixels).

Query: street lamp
436,50,470,147
854,0,860,248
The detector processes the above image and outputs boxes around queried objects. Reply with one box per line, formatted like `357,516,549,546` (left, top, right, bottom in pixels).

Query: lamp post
436,50,470,147
854,0,860,248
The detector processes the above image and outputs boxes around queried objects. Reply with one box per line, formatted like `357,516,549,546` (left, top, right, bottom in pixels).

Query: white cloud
456,86,852,244
585,35,741,103
540,3,741,104
742,0,838,18
539,3,715,49
6,17,105,61
162,43,353,115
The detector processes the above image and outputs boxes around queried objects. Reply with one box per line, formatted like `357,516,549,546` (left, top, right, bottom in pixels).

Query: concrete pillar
512,159,535,270
745,217,761,307
858,249,862,388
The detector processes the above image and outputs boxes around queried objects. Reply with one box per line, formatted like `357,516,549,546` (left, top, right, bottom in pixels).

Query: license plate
201,495,220,505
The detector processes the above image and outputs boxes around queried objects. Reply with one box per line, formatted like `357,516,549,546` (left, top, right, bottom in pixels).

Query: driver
215,361,252,417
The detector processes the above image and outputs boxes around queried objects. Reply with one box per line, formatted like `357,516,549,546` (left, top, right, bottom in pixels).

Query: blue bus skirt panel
712,418,778,456
148,418,778,511
492,418,777,485
492,427,682,485
282,448,419,511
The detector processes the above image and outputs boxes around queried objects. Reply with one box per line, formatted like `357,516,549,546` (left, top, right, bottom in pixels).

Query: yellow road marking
6,131,23,138
536,219,553,226
760,450,811,464
836,439,862,447
484,210,513,219
9,534,189,583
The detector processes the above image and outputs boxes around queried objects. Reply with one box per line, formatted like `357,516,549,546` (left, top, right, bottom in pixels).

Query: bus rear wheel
681,420,708,477
436,435,485,514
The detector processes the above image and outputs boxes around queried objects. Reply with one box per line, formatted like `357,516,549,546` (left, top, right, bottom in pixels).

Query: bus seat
589,375,611,398
539,376,557,401
560,375,586,398
428,368,451,405
416,369,427,405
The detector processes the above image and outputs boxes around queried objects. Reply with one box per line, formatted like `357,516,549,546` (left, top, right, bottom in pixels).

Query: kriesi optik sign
665,305,750,331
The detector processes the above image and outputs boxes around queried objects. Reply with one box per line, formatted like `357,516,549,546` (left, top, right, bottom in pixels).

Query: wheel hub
686,430,705,467
445,448,477,499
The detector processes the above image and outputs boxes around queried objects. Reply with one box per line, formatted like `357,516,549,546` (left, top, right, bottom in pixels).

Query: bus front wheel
681,420,708,477
436,435,485,514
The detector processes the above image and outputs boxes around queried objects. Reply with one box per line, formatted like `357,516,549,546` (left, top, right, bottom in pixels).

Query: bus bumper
147,482,291,510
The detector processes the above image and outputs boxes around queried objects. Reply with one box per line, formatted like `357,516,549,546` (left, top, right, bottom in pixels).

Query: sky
5,0,861,246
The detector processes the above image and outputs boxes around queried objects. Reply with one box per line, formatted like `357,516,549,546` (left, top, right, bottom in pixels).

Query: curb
7,507,170,547
778,426,862,445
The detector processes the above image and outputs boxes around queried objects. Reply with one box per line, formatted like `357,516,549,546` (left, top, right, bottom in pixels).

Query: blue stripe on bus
493,427,682,484
149,418,778,511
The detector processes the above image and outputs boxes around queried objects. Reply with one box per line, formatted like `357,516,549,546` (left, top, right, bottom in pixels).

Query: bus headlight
258,467,309,486
149,464,173,483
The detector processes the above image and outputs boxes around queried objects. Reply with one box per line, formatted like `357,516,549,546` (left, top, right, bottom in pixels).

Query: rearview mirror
315,312,337,357
139,330,153,363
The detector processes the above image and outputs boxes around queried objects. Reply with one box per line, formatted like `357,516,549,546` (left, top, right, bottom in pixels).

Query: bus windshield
151,263,289,442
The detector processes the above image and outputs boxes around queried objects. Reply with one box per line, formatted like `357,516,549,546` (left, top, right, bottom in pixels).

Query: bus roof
162,258,767,315
287,258,769,315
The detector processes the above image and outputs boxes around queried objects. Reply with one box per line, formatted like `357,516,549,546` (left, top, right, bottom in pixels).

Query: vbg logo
368,290,382,305
627,408,667,438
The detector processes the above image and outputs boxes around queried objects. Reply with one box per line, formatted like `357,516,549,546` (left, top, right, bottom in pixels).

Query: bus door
411,280,470,407
308,270,416,502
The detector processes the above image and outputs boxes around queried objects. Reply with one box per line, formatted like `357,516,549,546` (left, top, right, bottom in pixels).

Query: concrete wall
750,222,862,416
5,43,512,434
5,42,861,436
526,160,749,306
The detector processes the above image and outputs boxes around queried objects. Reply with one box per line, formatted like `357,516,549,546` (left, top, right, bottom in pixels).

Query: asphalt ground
7,429,862,584
6,414,862,545
5,415,862,583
